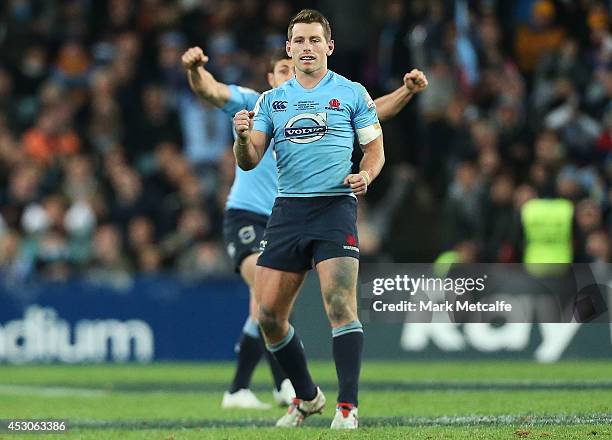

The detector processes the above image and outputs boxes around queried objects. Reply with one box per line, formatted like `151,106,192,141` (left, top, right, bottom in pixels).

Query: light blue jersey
222,85,278,216
253,70,379,197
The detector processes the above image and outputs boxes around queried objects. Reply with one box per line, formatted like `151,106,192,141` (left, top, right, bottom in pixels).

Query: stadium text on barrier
0,306,154,363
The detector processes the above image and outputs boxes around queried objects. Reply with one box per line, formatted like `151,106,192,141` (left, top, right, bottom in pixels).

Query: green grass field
0,360,611,439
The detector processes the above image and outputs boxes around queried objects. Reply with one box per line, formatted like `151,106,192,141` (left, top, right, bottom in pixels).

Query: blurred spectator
14,44,49,100
87,224,132,285
126,83,182,164
481,173,516,262
33,228,72,280
358,164,414,261
0,68,19,132
138,245,163,274
515,0,565,76
178,240,230,278
107,166,151,234
126,216,157,264
586,68,612,122
596,110,612,154
443,161,485,245
22,106,80,166
52,40,91,91
61,155,99,203
86,69,123,154
419,55,456,121
585,230,609,264
0,230,22,274
575,198,603,262
1,163,42,229
533,38,590,109
160,207,211,267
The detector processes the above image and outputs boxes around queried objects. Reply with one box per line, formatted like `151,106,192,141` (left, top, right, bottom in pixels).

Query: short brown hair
287,9,332,42
268,48,292,73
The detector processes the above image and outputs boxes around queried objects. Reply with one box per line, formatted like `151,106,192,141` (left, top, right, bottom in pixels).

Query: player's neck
295,67,329,89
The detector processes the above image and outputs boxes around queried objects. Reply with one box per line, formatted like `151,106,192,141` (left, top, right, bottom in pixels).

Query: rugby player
183,34,427,413
232,9,426,428
182,48,295,410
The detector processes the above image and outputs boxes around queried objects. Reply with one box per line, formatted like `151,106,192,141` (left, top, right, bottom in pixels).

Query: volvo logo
283,113,328,144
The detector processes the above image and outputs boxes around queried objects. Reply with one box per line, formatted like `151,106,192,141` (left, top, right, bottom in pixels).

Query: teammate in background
183,39,427,412
232,9,426,429
183,48,295,410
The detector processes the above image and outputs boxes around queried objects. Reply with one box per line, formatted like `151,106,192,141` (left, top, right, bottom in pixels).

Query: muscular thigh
316,257,359,326
239,253,259,288
254,265,306,319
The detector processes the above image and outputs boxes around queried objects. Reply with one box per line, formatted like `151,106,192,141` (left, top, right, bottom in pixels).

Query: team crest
238,225,256,244
325,98,343,111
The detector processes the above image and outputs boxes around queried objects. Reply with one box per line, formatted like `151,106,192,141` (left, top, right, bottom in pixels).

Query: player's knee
257,306,281,337
324,289,355,324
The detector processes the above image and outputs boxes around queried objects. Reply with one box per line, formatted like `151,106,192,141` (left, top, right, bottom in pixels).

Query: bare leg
317,257,359,328
255,265,317,401
240,254,289,393
226,254,288,396
316,257,363,407
254,266,305,344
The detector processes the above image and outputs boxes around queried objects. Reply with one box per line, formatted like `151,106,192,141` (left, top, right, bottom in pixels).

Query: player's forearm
187,69,230,108
374,86,413,122
233,136,261,171
359,137,385,185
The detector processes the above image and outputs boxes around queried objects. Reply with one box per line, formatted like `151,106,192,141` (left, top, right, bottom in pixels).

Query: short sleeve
221,85,260,116
352,83,379,130
252,91,273,137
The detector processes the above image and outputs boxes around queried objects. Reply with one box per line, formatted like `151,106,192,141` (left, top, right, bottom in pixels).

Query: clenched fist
344,171,370,196
182,46,209,71
403,69,428,94
234,110,254,142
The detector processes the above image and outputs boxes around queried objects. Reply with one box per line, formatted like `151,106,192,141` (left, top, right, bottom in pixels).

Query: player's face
267,59,295,88
286,22,334,75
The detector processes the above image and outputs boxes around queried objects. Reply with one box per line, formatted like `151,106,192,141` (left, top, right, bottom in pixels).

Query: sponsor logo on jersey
272,100,288,111
363,91,376,109
283,112,328,144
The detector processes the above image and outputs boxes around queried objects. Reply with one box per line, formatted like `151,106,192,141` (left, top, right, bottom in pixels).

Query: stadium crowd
0,0,611,281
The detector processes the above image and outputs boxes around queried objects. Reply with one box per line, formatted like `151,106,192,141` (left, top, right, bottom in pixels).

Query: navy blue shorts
223,209,269,272
257,196,359,272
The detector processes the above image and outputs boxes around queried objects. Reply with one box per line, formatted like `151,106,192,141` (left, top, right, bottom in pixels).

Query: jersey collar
291,70,333,92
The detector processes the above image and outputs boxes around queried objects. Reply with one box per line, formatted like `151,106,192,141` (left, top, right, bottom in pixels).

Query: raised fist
182,46,209,71
403,69,428,94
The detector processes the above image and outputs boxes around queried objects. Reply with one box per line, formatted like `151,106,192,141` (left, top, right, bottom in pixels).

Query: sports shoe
272,379,296,406
330,403,358,429
275,387,326,427
221,389,271,409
